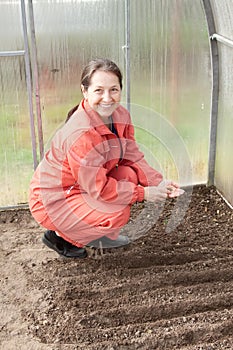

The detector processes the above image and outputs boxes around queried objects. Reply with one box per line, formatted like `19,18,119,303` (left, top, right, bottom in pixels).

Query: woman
29,58,183,259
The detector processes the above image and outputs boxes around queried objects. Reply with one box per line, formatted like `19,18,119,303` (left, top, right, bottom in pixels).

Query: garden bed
0,185,233,349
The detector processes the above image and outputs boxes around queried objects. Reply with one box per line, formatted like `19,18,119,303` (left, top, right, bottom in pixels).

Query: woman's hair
81,58,123,90
65,58,123,122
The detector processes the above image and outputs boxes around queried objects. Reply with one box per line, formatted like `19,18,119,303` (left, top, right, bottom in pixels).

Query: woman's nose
102,90,112,101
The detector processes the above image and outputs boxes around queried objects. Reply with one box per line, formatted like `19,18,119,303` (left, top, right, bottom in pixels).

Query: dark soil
0,185,233,349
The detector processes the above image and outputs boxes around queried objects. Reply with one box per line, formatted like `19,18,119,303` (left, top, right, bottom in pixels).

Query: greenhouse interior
1,1,233,349
0,0,232,209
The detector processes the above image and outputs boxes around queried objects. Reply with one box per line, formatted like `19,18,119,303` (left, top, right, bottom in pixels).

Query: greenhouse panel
210,0,233,204
1,0,232,206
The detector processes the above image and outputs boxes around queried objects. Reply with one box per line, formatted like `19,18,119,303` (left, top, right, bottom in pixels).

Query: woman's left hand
163,180,185,198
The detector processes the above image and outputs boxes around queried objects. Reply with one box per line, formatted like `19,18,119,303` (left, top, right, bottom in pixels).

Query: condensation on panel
214,44,233,206
32,0,125,145
0,1,33,206
130,0,211,186
210,0,233,39
0,56,33,206
0,1,24,51
0,0,214,207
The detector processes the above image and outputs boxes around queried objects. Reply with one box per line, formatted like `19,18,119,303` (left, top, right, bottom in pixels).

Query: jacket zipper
116,136,123,168
66,182,77,194
110,119,123,169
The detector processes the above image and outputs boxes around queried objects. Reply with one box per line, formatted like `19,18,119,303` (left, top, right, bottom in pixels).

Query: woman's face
82,70,121,122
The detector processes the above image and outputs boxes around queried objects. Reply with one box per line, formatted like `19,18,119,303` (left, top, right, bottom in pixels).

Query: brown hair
65,58,123,122
81,58,123,90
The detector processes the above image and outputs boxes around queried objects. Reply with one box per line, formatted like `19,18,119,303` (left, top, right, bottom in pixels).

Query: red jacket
29,100,163,210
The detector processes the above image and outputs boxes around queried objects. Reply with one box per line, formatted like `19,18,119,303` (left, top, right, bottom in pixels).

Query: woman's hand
165,180,185,198
144,180,184,203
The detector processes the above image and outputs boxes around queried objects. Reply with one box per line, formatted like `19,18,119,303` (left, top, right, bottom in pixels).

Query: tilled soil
0,185,233,350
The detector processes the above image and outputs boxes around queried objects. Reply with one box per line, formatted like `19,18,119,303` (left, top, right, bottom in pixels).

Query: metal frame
210,33,233,48
28,0,44,160
0,0,43,171
0,50,25,57
20,0,38,170
202,1,233,186
202,0,219,186
124,0,131,112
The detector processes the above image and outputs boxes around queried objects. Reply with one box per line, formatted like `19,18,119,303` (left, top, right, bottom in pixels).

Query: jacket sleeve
66,130,144,205
122,122,163,187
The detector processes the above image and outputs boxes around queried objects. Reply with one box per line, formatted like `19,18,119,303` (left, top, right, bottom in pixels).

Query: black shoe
86,235,130,249
42,230,87,258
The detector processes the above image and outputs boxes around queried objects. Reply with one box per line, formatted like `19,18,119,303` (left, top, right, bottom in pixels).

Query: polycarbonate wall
0,0,126,207
210,0,233,204
0,0,212,206
0,2,32,207
129,0,211,185
33,0,126,144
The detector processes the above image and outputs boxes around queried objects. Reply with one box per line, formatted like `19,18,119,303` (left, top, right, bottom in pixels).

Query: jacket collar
79,99,110,135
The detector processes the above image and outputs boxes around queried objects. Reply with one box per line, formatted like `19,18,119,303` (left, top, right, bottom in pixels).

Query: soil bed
0,185,233,349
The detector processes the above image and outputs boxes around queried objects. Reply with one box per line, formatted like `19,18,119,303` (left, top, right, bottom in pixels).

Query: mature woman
29,58,182,258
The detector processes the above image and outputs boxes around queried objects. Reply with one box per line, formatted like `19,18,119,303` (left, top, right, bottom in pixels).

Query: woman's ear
81,84,88,100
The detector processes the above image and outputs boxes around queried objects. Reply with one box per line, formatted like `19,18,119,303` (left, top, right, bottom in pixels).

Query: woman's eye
94,89,103,93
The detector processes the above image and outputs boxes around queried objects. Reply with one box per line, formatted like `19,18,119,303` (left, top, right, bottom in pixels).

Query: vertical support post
28,0,44,160
20,0,38,169
125,0,130,112
202,0,219,186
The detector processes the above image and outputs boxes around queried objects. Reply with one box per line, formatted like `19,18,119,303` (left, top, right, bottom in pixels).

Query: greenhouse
0,1,233,349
